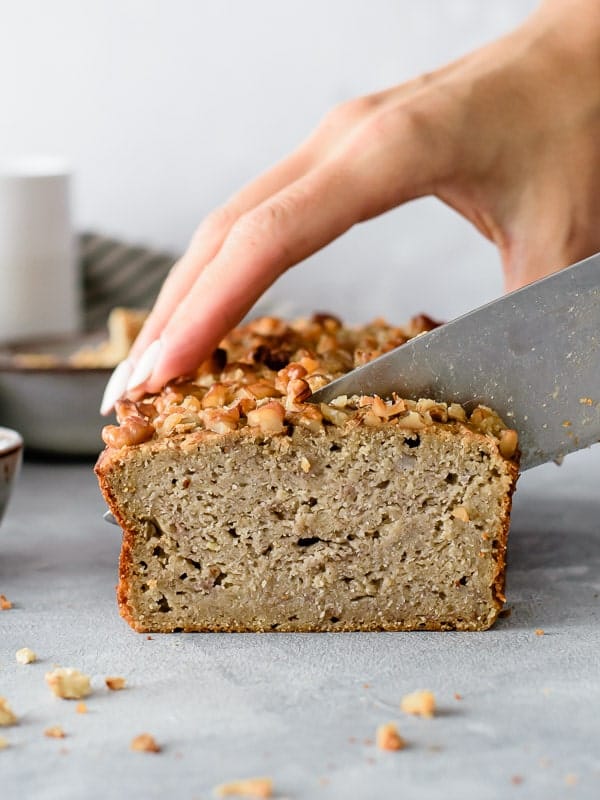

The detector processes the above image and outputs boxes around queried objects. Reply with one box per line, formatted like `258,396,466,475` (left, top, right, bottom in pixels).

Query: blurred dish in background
0,309,146,455
0,427,23,524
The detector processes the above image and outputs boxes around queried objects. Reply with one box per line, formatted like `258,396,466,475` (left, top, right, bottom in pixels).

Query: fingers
143,115,440,392
128,145,317,364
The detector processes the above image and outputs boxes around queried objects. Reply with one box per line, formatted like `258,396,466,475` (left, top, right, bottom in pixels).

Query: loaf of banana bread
96,314,519,633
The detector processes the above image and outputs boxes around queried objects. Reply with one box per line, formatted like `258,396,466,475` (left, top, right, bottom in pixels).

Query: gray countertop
1,450,599,800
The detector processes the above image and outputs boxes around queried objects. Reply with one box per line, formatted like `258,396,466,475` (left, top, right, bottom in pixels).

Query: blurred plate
0,333,114,455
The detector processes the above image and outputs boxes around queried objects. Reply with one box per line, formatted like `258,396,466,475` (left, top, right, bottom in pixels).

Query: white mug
0,157,80,342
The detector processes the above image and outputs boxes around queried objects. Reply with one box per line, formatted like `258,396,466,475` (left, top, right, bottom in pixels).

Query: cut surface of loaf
96,314,520,633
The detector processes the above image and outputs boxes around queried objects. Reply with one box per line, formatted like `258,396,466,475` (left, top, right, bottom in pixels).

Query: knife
310,252,600,470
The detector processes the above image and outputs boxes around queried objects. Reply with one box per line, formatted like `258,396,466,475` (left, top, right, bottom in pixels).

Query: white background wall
0,0,538,324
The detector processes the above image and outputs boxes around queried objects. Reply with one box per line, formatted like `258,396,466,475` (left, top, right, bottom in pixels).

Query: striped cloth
80,232,178,331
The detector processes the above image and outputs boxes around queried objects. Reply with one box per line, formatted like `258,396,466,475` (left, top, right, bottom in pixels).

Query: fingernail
100,359,133,416
126,339,163,391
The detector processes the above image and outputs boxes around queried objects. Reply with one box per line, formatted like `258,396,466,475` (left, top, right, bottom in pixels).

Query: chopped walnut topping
105,676,126,691
0,594,12,610
130,733,161,753
15,647,37,665
0,698,17,727
376,722,406,751
214,776,273,798
247,401,285,434
401,690,436,718
100,315,517,460
44,725,66,739
45,668,92,700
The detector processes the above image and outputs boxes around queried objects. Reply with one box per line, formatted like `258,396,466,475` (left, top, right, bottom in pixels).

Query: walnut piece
44,725,66,739
130,733,161,753
45,668,92,700
0,594,12,610
376,722,406,751
214,776,273,798
400,690,436,718
105,676,126,691
15,647,37,665
0,698,17,727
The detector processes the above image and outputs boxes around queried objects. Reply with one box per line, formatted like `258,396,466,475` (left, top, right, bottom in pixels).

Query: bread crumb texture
376,722,406,751
214,776,273,798
96,315,520,633
45,668,92,700
130,733,161,753
0,698,17,726
15,647,37,665
401,690,437,718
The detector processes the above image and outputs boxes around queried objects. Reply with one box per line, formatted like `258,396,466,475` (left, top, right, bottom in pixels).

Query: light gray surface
1,451,599,800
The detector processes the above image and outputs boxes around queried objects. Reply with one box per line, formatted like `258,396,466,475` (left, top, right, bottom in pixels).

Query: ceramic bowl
0,427,23,525
0,333,114,455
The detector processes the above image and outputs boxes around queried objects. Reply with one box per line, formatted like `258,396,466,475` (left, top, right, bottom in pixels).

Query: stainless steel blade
311,252,600,470
103,510,118,526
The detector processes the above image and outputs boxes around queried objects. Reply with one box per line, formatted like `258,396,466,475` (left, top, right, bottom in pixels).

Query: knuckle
199,205,237,237
322,95,379,130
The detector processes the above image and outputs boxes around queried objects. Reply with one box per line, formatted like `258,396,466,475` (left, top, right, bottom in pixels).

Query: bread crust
95,314,520,633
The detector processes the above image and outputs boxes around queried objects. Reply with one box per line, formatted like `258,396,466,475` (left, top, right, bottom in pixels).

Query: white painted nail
126,339,163,391
100,359,133,416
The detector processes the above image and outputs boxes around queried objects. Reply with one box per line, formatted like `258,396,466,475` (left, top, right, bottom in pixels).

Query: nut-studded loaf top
101,313,519,461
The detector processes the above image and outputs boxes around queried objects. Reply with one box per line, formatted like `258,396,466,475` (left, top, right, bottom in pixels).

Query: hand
101,0,600,414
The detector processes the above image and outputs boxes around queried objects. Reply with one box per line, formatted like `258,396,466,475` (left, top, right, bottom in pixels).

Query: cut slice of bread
96,314,519,632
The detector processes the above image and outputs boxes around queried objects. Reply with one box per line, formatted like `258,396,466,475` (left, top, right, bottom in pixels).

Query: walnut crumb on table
130,733,161,753
75,702,88,714
15,647,37,665
105,676,126,691
401,690,436,718
0,698,17,726
0,594,12,610
0,736,9,749
376,722,406,751
44,726,66,739
45,668,91,699
213,776,274,798
535,629,545,636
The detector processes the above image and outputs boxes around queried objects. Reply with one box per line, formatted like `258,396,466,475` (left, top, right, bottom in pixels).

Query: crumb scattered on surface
0,736,9,749
401,690,436,718
130,733,161,753
362,683,370,689
0,698,17,726
511,775,524,785
146,635,153,640
105,676,126,691
45,668,91,700
579,397,593,405
75,702,88,714
565,774,578,787
15,647,37,665
0,594,12,610
535,628,545,636
376,722,406,751
44,725,66,739
213,777,273,798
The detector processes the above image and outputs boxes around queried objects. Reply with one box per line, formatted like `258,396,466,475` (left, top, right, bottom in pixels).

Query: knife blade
310,252,600,470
